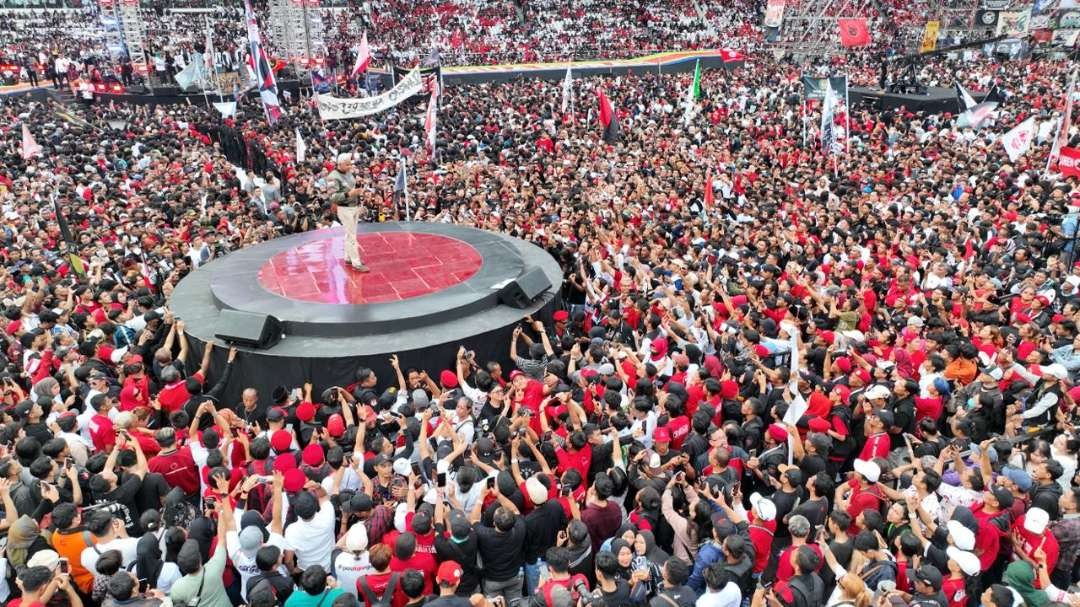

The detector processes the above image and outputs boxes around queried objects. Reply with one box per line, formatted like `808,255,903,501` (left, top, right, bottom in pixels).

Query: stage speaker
214,310,283,349
498,267,552,309
125,84,149,95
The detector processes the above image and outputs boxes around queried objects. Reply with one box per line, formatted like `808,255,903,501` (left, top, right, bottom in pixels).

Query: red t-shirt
389,553,436,595
88,413,115,453
357,572,407,607
943,576,967,607
666,416,691,450
859,432,890,460
844,479,885,533
749,519,777,573
775,543,823,582
148,446,200,495
555,445,592,480
158,371,204,413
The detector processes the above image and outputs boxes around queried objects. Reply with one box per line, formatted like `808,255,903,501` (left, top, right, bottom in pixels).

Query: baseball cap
266,407,286,422
654,426,671,443
270,430,292,453
238,525,263,555
853,459,881,483
749,492,777,521
946,547,981,576
436,561,463,586
296,402,316,423
327,414,346,437
1024,508,1050,534
283,468,307,493
946,520,976,551
990,486,1014,509
864,384,890,400
915,565,942,591
26,550,59,570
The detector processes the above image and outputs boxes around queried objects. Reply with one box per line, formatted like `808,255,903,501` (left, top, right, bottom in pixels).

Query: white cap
525,477,548,505
392,458,411,477
749,492,777,522
336,153,353,163
946,547,981,576
946,520,976,551
864,385,891,401
1038,364,1068,380
345,522,368,552
853,459,881,483
1024,508,1050,534
648,453,662,469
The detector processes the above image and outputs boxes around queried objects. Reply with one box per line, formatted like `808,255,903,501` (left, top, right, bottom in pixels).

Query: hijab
636,530,669,565
136,533,163,588
609,538,634,581
7,515,41,569
187,517,214,564
1002,561,1048,607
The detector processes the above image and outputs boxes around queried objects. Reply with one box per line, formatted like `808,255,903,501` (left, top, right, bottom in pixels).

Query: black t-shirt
771,489,801,540
424,596,471,607
134,472,172,514
524,500,568,563
433,531,480,596
98,474,143,534
475,516,526,581
23,422,53,445
599,580,631,605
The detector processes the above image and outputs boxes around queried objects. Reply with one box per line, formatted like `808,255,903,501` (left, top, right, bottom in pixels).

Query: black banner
975,9,1000,28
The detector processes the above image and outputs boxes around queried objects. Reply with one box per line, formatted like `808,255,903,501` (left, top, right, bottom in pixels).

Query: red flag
1060,147,1080,178
719,49,746,63
704,171,714,208
837,19,871,47
597,91,621,143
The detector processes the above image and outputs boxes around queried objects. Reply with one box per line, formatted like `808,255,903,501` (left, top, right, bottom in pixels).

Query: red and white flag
424,85,438,154
1000,116,1035,162
719,49,746,63
1059,147,1080,178
351,32,371,80
20,124,41,160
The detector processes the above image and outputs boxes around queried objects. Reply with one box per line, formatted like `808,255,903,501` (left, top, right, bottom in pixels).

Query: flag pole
844,75,850,156
404,157,412,222
1046,70,1076,177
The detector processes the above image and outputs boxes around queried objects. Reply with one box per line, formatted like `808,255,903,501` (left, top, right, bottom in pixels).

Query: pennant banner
317,68,424,121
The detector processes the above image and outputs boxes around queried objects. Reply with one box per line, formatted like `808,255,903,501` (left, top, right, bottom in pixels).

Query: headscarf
609,538,634,581
635,530,669,564
1002,561,1048,607
136,533,163,589
30,377,58,403
7,515,41,569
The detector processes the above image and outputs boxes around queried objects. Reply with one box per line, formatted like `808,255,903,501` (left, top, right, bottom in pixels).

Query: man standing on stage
325,153,369,272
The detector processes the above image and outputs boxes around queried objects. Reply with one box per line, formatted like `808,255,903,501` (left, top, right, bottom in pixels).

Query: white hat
946,520,976,551
336,153,353,163
946,547,981,576
525,477,548,505
392,458,412,478
749,492,777,522
853,459,881,483
648,453,662,468
1024,507,1050,534
423,487,439,505
1038,364,1068,380
345,523,369,552
26,550,59,570
864,385,891,401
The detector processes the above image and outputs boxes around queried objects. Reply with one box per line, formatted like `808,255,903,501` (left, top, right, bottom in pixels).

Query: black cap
271,385,289,404
951,506,978,534
874,409,895,428
915,565,943,591
990,486,1014,509
266,407,286,422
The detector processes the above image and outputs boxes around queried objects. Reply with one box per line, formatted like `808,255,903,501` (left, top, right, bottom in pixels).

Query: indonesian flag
424,85,438,154
351,32,371,80
1000,116,1035,162
598,90,621,144
20,124,41,160
837,19,871,47
1048,75,1075,175
704,170,714,208
719,49,746,63
1058,147,1080,178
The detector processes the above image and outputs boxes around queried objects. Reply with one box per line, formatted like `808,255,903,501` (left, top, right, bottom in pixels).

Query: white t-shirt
283,500,335,570
333,551,374,598
226,530,289,601
81,536,140,575
156,562,182,594
696,582,741,607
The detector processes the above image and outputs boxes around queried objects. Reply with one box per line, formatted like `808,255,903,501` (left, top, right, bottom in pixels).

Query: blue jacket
688,540,724,594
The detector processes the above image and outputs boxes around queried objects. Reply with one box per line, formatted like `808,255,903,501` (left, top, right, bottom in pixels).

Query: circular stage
170,222,562,401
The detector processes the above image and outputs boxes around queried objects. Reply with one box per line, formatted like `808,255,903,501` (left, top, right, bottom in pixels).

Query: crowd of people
2,4,1080,607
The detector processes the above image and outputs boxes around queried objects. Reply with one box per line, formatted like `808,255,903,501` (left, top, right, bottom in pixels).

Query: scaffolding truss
772,0,877,56
267,0,325,67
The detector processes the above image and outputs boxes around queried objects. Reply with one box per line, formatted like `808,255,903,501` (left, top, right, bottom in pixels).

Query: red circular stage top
257,232,483,304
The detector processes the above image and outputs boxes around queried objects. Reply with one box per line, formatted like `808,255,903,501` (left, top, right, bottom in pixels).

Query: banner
997,9,1032,36
802,76,848,100
1053,29,1080,45
1059,147,1080,177
213,101,237,118
1058,11,1080,28
920,20,940,52
982,0,1011,8
975,9,1000,27
317,67,424,121
764,0,786,27
837,18,871,47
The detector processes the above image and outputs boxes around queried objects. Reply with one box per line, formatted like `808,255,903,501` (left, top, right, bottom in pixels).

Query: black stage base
849,86,963,114
169,222,562,405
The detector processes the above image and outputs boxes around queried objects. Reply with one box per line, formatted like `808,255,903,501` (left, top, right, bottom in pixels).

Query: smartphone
542,431,552,442
65,458,74,470
560,485,571,497
411,462,422,477
487,476,496,490
58,558,69,574
437,472,447,487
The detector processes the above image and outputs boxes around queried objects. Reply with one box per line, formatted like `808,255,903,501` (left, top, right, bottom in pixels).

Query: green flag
691,59,702,100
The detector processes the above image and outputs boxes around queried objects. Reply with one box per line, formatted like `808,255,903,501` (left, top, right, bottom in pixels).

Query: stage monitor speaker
498,267,551,309
214,310,283,349
125,84,149,95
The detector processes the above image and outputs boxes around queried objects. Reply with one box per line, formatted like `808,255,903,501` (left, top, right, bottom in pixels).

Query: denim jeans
524,561,548,597
483,571,525,606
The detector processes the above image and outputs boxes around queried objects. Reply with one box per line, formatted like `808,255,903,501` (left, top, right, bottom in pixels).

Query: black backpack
358,572,400,607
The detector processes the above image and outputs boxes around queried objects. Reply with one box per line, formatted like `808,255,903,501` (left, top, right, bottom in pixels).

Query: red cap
283,468,307,493
440,370,459,388
808,417,831,433
296,402,316,423
654,426,671,443
720,380,739,400
302,443,324,467
818,330,835,345
273,455,296,473
833,384,852,405
509,370,526,380
327,413,345,437
754,344,770,358
553,310,569,322
436,561,463,585
767,423,789,443
271,430,292,453
835,357,852,373
651,338,668,359
855,368,871,384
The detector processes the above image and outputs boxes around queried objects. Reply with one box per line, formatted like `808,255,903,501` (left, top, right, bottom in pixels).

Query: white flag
561,67,572,114
955,81,978,111
1000,116,1035,162
295,128,306,163
424,87,438,154
956,101,998,129
213,101,237,118
21,124,42,160
351,31,372,80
